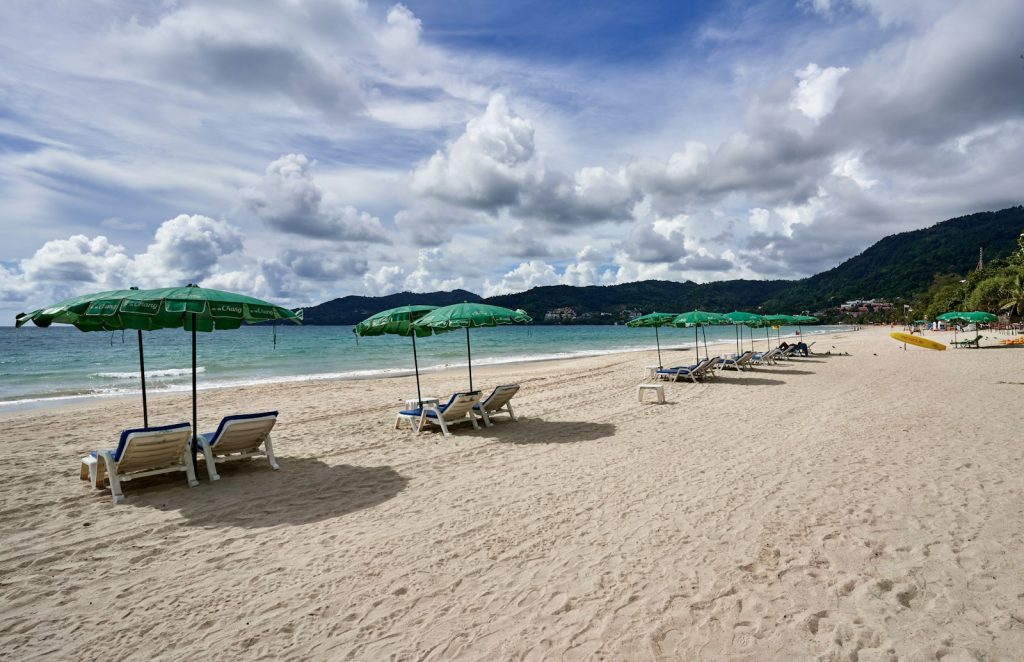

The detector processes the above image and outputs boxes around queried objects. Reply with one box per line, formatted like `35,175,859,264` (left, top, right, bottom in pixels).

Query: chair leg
437,417,451,437
415,412,427,434
100,451,124,504
479,408,493,427
263,433,280,470
506,402,516,422
469,413,480,430
183,447,200,487
198,439,219,481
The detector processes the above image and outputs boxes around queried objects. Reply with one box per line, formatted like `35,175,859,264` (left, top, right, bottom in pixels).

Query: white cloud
242,154,390,242
790,63,849,122
483,260,560,297
412,94,541,209
133,214,244,286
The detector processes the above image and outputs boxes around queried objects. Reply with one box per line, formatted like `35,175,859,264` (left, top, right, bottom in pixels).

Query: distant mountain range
302,206,1024,324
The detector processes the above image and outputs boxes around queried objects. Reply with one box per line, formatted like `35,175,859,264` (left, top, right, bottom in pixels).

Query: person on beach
781,341,810,356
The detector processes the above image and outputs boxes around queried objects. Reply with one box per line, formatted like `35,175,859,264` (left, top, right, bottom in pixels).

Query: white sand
1,327,1023,661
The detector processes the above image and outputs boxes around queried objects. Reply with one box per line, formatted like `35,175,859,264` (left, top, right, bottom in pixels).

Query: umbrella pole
702,325,709,359
694,325,699,363
655,325,662,367
412,332,423,407
465,326,473,392
137,329,149,428
191,313,198,475
735,326,739,355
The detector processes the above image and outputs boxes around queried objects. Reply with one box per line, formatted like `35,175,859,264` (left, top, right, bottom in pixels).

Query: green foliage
763,207,1024,311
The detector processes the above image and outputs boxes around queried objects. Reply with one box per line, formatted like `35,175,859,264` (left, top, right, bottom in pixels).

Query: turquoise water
0,324,848,410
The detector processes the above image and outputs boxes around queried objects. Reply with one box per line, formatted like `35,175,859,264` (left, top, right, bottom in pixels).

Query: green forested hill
301,206,1024,323
485,279,791,321
761,207,1024,311
302,289,482,324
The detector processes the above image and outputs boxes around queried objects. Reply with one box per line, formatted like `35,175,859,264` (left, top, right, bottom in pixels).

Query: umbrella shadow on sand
757,368,814,376
121,457,408,528
446,418,616,445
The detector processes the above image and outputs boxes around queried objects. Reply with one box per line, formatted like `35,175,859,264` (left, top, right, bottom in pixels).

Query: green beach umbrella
353,305,442,407
413,302,532,391
626,312,677,367
723,311,765,354
936,311,997,324
937,311,996,344
17,284,301,441
671,311,728,363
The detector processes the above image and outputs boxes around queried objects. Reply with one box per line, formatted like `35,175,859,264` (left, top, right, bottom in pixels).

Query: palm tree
1000,272,1024,318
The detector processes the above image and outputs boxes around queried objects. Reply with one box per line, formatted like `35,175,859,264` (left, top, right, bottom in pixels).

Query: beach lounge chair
751,348,780,365
80,422,196,504
719,350,755,371
950,334,981,348
657,358,717,383
395,391,483,437
194,411,280,481
473,384,520,427
702,356,723,378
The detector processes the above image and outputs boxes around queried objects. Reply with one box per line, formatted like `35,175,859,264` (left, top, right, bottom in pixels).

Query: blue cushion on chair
399,408,441,418
199,411,278,449
111,421,192,462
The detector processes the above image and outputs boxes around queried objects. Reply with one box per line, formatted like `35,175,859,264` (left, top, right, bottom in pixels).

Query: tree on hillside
1000,272,1024,318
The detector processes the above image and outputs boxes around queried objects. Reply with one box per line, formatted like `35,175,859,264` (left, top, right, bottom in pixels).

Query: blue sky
1,0,1023,322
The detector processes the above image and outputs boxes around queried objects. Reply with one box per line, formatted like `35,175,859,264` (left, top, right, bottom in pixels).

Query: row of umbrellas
626,310,819,365
16,285,303,436
353,302,532,406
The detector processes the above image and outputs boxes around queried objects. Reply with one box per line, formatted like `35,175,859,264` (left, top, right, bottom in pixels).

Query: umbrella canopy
671,311,727,362
413,303,532,391
353,305,442,407
626,312,677,367
936,311,997,323
17,285,301,455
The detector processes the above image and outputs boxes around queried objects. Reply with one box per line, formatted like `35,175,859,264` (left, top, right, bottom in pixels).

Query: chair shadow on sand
713,376,786,386
757,368,814,376
448,417,616,445
121,457,408,528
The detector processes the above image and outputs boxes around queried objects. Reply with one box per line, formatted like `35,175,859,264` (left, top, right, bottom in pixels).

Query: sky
1,0,1023,322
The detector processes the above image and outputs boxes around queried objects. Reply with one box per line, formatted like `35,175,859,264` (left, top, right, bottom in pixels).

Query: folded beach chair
719,350,755,371
80,422,196,504
194,411,280,481
395,391,483,437
473,384,520,427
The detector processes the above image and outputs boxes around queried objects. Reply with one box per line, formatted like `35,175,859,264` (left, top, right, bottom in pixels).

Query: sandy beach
1,327,1022,661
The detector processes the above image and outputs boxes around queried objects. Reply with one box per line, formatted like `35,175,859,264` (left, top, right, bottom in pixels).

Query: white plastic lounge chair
655,359,706,382
750,348,780,365
194,411,280,481
473,384,520,427
395,391,483,437
657,358,718,383
80,422,196,504
702,356,723,378
719,351,755,371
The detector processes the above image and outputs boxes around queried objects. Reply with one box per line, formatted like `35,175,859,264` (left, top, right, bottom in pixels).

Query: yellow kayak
890,331,946,351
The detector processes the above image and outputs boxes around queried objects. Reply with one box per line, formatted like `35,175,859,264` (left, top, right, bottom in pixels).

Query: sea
0,324,850,411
